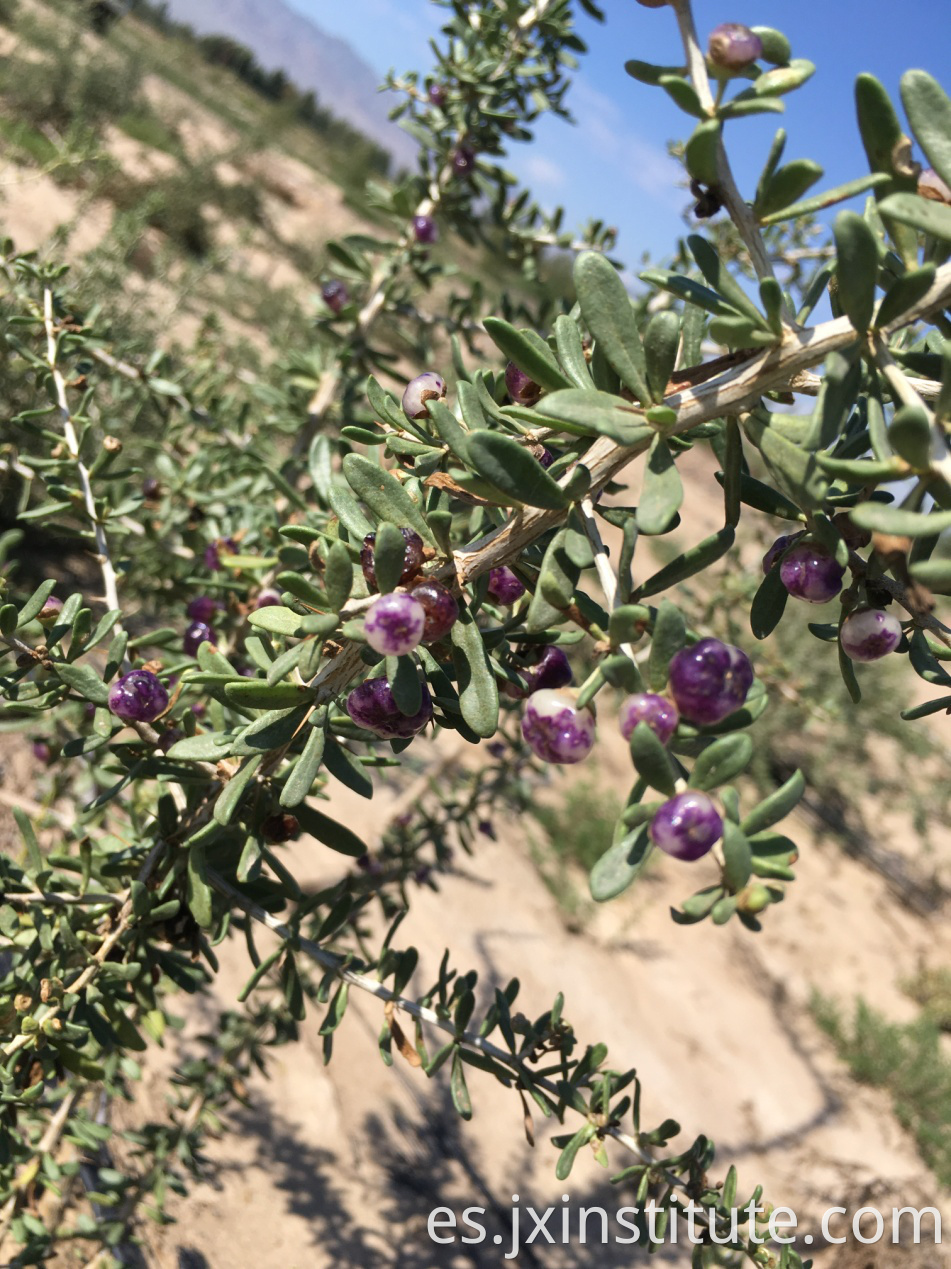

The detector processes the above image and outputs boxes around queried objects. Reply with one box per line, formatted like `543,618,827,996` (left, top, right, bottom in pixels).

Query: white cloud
523,154,568,188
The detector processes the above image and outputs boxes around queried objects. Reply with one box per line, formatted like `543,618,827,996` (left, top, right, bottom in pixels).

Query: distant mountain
159,0,416,166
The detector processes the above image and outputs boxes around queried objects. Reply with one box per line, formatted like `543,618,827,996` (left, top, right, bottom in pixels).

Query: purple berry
537,447,554,469
619,693,679,745
522,645,573,694
840,608,902,662
186,596,219,624
427,83,446,107
346,676,433,739
37,595,63,624
361,528,424,591
762,532,803,575
410,579,458,642
649,791,723,861
668,638,754,726
364,593,426,656
322,280,349,314
779,542,845,604
108,669,169,724
401,371,446,420
521,689,596,765
412,214,439,245
707,22,763,71
504,361,541,406
919,168,951,205
184,621,214,657
254,591,281,609
32,740,52,764
142,476,161,500
452,145,475,175
204,538,237,572
487,566,525,605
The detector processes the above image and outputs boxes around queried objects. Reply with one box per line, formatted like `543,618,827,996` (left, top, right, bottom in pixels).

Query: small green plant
903,963,951,1031
813,992,951,1186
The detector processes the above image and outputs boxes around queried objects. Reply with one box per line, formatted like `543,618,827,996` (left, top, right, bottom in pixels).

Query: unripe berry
487,566,525,605
504,361,541,406
108,669,169,723
649,791,723,861
779,542,845,604
187,595,219,624
412,214,439,245
668,638,753,726
761,532,803,575
619,693,679,745
401,371,446,420
360,528,424,591
521,689,596,765
364,593,426,656
840,608,902,662
37,595,63,624
346,677,433,739
708,22,763,71
322,279,349,314
410,579,458,642
522,645,573,694
184,621,214,657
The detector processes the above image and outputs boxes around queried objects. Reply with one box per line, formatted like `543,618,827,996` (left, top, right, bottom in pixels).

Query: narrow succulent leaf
589,826,653,903
636,437,683,536
900,69,951,196
466,432,569,510
342,454,435,545
482,317,572,391
574,252,650,404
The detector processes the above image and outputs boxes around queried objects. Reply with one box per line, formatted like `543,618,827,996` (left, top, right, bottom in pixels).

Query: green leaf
342,454,435,546
186,843,214,929
324,541,354,612
837,636,862,704
166,732,236,761
741,769,805,835
624,59,687,86
755,158,823,220
629,723,676,795
553,314,593,390
751,26,791,65
323,736,373,798
721,823,753,892
213,754,262,826
909,558,951,594
387,655,422,716
52,662,110,706
742,412,827,511
833,210,879,332
538,388,652,445
750,564,788,640
643,310,681,404
875,264,937,329
901,69,951,197
481,318,571,392
555,1124,596,1180
648,600,685,691
589,825,653,902
538,529,580,609
450,1051,472,1120
247,606,308,637
372,522,409,593
574,252,650,405
280,725,326,807
450,608,499,739
636,528,735,599
877,192,951,244
640,268,745,321
758,173,889,225
888,404,933,469
223,681,316,708
714,469,803,520
295,804,366,857
684,118,722,187
851,501,951,537
16,579,57,628
687,235,770,329
466,432,569,510
658,74,704,118
692,735,753,791
427,398,471,459
637,437,682,535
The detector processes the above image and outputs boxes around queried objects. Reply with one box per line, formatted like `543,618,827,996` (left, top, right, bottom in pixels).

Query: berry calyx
668,638,753,726
364,593,426,656
402,371,447,420
522,645,573,694
707,22,763,71
487,566,525,605
322,280,349,314
410,579,458,642
779,541,845,604
840,608,902,662
412,214,439,245
761,532,803,575
650,791,723,861
521,689,596,765
186,596,219,624
346,677,433,739
504,361,541,406
360,528,424,591
619,693,679,745
108,669,169,723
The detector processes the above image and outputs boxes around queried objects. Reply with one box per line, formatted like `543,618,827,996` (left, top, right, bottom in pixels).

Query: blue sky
298,0,950,270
